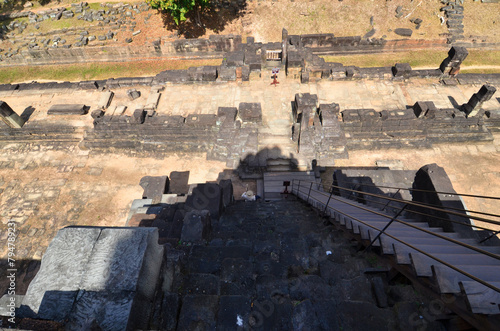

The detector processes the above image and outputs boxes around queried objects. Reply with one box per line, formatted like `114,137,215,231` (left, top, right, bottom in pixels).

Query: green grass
0,59,222,84
321,50,500,72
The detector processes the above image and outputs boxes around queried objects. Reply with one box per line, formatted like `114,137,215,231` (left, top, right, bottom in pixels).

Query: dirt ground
3,0,498,44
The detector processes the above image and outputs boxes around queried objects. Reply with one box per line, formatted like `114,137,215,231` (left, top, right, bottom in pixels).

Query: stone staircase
293,182,500,329
150,199,430,330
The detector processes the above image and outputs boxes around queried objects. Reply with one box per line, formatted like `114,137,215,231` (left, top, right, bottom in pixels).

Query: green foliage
147,0,210,25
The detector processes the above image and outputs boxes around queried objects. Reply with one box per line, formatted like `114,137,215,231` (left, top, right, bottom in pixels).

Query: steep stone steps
292,183,500,317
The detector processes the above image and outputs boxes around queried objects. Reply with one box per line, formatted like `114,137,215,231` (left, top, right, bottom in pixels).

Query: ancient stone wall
0,35,242,66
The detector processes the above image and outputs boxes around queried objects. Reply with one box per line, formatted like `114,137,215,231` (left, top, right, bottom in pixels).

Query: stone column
0,101,25,128
439,46,468,75
281,28,288,65
463,84,496,117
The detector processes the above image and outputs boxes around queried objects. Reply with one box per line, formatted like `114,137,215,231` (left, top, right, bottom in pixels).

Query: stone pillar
439,46,468,75
463,84,496,117
281,28,288,65
0,101,25,128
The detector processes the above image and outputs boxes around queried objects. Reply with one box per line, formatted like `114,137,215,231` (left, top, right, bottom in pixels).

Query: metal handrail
322,178,500,219
313,180,500,227
331,178,500,201
320,184,500,234
291,179,500,293
292,180,500,260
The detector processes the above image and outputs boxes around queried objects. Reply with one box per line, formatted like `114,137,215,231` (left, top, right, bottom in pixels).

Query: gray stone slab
238,102,262,123
47,104,87,115
97,91,114,109
181,210,211,243
140,176,169,200
19,227,102,318
145,91,161,110
169,171,190,195
65,291,135,331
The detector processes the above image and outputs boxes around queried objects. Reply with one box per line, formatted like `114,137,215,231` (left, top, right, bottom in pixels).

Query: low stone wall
0,35,242,66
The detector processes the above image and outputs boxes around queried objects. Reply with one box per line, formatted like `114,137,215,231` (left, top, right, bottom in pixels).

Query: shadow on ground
160,2,247,39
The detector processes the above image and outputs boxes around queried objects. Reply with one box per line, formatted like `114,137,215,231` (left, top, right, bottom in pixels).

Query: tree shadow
160,1,247,39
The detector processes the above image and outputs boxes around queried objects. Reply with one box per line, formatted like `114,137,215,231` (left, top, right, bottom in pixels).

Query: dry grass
247,0,448,42
463,1,500,43
0,58,222,84
321,50,500,72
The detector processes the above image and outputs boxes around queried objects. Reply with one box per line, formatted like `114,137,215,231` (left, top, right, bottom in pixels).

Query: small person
242,190,261,201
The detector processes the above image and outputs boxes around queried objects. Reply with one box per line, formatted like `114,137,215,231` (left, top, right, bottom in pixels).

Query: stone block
91,109,104,119
477,84,497,100
217,107,238,121
169,171,190,195
241,66,250,81
145,92,161,110
161,70,189,83
238,102,262,123
341,109,361,122
287,51,303,68
19,227,102,319
218,66,237,81
185,183,223,220
180,210,211,243
79,80,98,89
127,89,141,101
244,53,261,71
185,114,217,127
225,51,244,67
0,101,25,128
319,103,340,127
394,28,413,37
413,101,429,118
219,179,233,207
140,176,169,200
97,91,114,109
301,70,309,84
392,63,412,77
47,104,87,115
202,66,218,81
132,109,146,124
448,45,468,62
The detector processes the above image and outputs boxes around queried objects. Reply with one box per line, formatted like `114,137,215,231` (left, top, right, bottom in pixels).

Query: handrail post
382,188,400,211
323,185,334,216
480,229,500,243
307,182,313,203
364,204,408,252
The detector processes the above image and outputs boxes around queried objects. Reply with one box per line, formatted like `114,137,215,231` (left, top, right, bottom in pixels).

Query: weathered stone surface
219,179,234,208
169,171,190,195
47,104,87,115
181,210,211,243
140,176,169,200
185,114,217,127
91,109,104,119
0,101,25,128
132,109,146,124
218,66,237,81
97,91,114,109
217,107,238,121
19,227,102,319
392,63,412,77
185,183,223,220
238,102,262,123
127,88,141,101
394,28,413,37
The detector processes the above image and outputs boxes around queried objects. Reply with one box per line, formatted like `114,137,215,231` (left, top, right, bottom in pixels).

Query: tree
148,0,210,26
